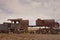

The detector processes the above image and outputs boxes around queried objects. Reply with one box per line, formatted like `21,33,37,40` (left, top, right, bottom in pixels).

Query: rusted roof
8,18,22,21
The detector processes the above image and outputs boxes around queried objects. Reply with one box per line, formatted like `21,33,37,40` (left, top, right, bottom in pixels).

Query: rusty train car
8,19,29,33
0,18,29,33
0,18,60,34
36,19,60,34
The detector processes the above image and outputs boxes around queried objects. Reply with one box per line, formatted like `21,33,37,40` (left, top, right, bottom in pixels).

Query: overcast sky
0,0,60,25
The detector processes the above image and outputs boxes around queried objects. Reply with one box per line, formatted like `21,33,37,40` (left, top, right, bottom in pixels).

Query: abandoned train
0,18,60,34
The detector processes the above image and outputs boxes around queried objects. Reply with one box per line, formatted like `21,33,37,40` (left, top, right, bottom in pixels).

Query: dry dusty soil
0,33,60,40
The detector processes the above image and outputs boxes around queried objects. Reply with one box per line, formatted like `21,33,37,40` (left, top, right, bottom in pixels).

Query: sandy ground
0,33,60,40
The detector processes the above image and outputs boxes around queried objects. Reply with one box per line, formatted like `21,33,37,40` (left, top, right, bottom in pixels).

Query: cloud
7,0,60,19
19,0,30,5
0,0,13,14
32,0,50,3
18,0,51,8
18,0,60,9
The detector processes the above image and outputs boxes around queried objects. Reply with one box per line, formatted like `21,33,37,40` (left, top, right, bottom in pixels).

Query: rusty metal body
8,19,29,33
36,19,59,34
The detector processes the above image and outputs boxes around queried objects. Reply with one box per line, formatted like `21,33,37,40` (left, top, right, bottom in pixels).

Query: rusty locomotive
0,18,29,33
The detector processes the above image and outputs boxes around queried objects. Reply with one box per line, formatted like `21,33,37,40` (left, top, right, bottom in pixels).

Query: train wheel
51,29,59,34
41,29,47,34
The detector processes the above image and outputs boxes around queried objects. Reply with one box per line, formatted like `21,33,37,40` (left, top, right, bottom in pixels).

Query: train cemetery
0,18,60,40
0,18,60,34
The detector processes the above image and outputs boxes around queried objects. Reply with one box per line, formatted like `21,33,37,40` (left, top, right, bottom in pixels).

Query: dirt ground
0,33,60,40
